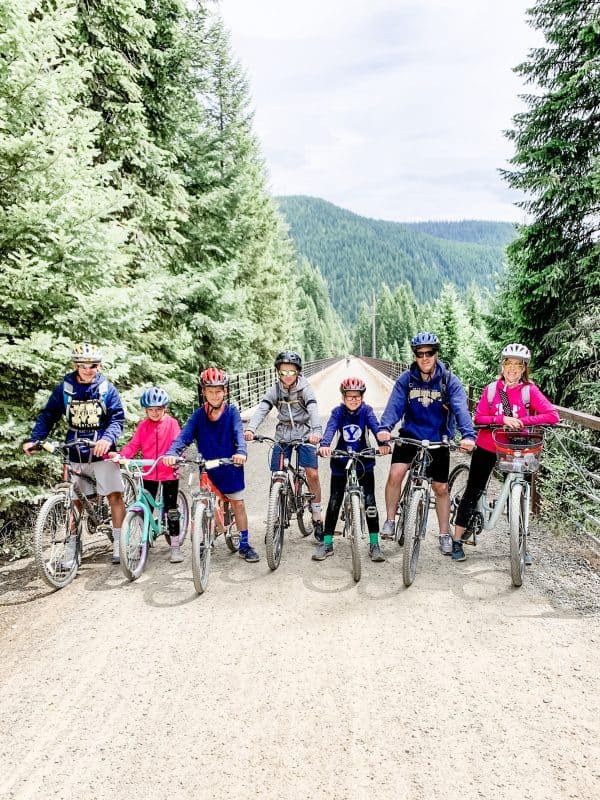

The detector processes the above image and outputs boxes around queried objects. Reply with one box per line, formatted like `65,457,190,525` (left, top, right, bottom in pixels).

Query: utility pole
371,291,377,358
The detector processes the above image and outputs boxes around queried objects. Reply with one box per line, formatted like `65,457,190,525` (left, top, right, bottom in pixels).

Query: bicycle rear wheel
509,482,528,587
223,502,240,552
295,473,314,537
33,493,81,590
448,463,472,539
121,509,148,581
402,488,427,587
349,493,362,583
191,504,212,594
265,482,286,571
177,490,190,546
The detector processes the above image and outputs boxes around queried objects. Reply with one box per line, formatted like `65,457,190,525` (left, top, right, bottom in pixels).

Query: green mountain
277,195,517,323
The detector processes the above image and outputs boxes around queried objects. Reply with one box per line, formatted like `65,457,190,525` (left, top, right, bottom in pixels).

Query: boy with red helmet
164,367,259,562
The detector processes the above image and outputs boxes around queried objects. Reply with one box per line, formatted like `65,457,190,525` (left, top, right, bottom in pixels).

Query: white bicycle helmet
501,343,531,363
71,342,103,363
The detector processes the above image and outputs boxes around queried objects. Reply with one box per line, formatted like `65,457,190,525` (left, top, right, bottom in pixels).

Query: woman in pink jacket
451,343,559,563
117,387,183,563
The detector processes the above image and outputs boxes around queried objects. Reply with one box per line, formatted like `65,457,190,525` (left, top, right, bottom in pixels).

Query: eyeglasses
415,350,436,359
278,370,298,377
77,363,99,369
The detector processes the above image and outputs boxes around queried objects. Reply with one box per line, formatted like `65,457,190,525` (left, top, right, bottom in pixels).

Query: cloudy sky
218,0,542,223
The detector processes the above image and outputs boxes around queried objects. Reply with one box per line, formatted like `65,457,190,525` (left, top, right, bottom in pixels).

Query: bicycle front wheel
265,482,286,571
349,493,362,583
191,504,212,594
402,488,427,587
177,490,190,546
509,482,528,588
295,474,314,537
121,509,148,581
33,493,80,590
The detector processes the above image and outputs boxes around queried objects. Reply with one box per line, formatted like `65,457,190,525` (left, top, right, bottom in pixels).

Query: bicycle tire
402,488,427,587
191,504,212,594
265,482,286,571
448,463,470,535
121,509,148,581
33,493,80,590
295,474,314,537
349,493,362,583
223,501,240,552
509,482,527,588
122,473,137,508
177,490,190,546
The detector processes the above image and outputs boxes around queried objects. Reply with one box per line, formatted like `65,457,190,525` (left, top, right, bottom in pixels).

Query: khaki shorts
69,460,124,497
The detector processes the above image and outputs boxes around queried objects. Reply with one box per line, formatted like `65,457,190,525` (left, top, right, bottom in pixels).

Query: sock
324,534,333,546
240,530,248,550
369,533,378,546
312,503,322,520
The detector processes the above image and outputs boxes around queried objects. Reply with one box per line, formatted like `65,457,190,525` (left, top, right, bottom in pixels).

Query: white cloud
219,0,541,221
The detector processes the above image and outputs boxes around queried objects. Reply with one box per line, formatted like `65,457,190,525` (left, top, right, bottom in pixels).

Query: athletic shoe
169,547,184,564
51,538,78,572
439,533,453,555
525,552,533,566
451,540,466,561
313,520,324,542
381,519,395,540
369,543,386,562
239,545,260,562
312,543,333,561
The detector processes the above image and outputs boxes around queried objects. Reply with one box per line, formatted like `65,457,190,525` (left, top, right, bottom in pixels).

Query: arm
320,408,341,448
118,421,144,459
231,407,248,458
303,384,323,437
100,385,126,446
473,387,502,427
29,384,65,443
245,386,277,434
521,385,560,426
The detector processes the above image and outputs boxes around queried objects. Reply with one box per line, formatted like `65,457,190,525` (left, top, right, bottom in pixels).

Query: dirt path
1,358,598,800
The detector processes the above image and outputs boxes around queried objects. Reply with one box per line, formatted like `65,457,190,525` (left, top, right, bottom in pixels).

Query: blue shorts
270,443,318,471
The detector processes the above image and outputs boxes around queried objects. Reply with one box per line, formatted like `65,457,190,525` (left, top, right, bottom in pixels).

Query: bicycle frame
475,471,530,534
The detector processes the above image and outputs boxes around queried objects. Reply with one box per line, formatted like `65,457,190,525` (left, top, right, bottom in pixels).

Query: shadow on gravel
0,559,54,606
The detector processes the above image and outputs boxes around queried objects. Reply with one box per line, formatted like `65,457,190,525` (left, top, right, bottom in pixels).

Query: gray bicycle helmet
410,332,440,353
501,343,531,363
140,386,170,407
274,350,302,371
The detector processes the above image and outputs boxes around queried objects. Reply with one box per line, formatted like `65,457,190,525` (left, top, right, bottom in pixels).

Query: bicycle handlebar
250,435,313,447
175,455,234,470
34,438,97,454
387,435,452,450
326,448,382,459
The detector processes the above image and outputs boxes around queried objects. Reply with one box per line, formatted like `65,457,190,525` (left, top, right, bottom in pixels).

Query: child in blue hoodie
314,377,389,562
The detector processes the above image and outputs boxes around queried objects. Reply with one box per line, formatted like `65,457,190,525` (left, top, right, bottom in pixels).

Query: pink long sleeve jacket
119,415,181,482
474,380,560,453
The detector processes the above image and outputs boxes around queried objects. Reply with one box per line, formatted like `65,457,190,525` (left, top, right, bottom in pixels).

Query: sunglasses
77,362,100,369
415,350,436,359
278,369,298,377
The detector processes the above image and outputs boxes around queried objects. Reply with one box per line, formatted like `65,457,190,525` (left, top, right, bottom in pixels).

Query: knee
432,482,448,498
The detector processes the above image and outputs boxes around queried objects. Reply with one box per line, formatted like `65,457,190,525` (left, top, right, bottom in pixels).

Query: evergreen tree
496,0,600,412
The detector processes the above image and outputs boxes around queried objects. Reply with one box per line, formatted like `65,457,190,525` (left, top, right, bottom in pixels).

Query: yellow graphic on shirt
67,399,103,430
409,388,443,408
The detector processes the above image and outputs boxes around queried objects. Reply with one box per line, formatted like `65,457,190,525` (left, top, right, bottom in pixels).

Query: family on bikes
23,335,559,587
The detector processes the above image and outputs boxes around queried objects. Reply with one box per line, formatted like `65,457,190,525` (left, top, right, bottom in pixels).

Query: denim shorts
270,443,318,471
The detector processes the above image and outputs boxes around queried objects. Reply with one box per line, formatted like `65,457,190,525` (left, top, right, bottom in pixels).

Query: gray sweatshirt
246,375,322,442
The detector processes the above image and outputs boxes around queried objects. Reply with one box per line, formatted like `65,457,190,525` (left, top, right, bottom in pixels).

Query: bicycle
31,439,136,589
119,458,190,581
176,455,240,594
448,427,546,587
250,436,315,571
390,436,451,588
323,448,381,582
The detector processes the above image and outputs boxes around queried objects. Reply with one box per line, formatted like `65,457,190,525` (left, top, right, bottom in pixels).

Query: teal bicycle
119,458,190,581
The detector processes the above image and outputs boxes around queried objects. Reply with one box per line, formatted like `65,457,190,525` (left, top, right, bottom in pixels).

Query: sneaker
239,545,260,563
51,539,78,572
312,543,333,561
439,533,453,555
525,552,533,566
169,547,184,564
451,540,466,561
369,543,386,562
381,519,395,540
313,520,324,542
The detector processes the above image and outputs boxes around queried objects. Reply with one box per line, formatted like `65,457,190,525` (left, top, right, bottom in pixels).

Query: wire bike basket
492,429,545,474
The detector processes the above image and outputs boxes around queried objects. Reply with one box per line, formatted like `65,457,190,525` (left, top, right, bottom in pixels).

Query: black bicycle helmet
274,351,302,371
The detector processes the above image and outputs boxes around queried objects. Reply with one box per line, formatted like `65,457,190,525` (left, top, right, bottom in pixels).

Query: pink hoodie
119,415,181,482
474,380,559,453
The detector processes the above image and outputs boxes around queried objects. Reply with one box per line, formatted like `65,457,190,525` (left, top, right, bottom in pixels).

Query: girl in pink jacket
451,344,559,563
117,387,183,563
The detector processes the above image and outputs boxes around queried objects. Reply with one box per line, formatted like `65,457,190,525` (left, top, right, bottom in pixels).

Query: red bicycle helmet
199,367,229,387
340,377,366,394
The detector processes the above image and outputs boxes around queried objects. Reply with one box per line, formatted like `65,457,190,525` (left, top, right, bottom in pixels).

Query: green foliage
494,0,600,414
277,195,516,324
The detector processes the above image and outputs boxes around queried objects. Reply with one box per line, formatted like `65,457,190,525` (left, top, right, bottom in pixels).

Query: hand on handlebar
162,455,178,467
502,416,524,430
318,446,331,458
378,444,391,456
244,430,255,441
232,453,246,466
22,441,38,455
459,438,476,452
376,431,391,443
308,433,321,445
92,438,112,457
